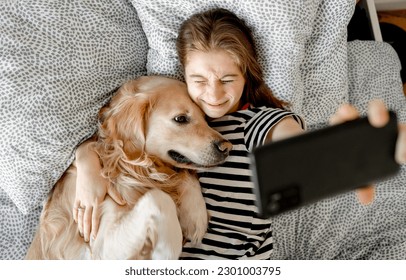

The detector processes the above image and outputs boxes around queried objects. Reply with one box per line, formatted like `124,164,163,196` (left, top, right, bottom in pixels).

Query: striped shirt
181,106,305,260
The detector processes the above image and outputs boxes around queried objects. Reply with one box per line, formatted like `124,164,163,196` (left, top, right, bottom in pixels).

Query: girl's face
184,49,246,119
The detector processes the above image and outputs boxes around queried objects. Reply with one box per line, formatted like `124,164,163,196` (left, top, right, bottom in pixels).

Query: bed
1,0,406,259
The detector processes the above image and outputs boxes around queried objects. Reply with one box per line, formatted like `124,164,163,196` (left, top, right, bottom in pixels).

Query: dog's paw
177,173,209,244
179,200,208,244
180,213,208,244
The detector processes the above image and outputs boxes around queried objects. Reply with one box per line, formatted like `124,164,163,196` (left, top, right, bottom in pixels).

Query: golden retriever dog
26,76,232,259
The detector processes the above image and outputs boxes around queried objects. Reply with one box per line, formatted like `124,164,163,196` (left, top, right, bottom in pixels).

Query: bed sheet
271,41,406,259
1,27,405,262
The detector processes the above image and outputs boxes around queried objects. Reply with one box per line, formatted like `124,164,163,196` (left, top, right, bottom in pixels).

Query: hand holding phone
251,111,399,218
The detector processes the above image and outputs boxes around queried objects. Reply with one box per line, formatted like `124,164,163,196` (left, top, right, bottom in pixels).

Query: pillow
131,0,322,115
300,0,355,127
0,0,148,214
132,0,356,128
348,40,406,122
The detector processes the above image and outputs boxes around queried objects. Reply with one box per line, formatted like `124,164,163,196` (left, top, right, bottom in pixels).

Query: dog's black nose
213,140,232,156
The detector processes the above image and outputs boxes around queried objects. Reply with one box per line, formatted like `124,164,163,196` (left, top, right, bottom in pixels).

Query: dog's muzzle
168,139,232,167
168,150,193,164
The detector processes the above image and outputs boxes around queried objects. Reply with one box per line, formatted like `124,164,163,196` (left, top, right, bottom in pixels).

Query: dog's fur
26,76,232,259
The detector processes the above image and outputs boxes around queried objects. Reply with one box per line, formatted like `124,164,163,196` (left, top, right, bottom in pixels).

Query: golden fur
26,76,232,259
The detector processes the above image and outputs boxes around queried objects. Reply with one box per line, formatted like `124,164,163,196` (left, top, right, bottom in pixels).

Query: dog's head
98,76,232,171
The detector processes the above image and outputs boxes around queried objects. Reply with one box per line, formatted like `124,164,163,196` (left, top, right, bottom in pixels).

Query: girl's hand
330,99,406,205
73,140,126,242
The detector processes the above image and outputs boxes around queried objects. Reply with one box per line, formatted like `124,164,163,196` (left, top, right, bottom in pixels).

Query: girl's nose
205,82,223,101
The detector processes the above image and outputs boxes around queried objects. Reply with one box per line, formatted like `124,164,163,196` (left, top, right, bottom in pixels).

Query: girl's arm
329,99,406,205
265,100,406,206
265,116,304,143
74,139,126,242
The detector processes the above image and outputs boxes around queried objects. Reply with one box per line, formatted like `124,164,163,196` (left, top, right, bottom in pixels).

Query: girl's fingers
77,207,84,237
356,185,375,205
396,124,406,164
83,206,93,243
73,200,80,223
91,204,101,240
330,104,359,125
367,99,389,128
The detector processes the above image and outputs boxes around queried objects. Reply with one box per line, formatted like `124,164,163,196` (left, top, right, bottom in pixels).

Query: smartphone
250,111,399,218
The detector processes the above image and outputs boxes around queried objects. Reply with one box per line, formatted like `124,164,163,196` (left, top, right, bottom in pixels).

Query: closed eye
221,80,234,84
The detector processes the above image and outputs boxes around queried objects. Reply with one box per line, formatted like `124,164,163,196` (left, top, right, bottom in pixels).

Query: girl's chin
204,109,228,119
201,101,236,118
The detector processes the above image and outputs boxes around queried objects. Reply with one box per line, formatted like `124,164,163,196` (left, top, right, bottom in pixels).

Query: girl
175,8,304,259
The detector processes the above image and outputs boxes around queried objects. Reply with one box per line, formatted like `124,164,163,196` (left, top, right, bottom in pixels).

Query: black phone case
250,111,399,218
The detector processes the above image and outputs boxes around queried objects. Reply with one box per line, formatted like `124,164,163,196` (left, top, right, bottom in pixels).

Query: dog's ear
98,80,151,158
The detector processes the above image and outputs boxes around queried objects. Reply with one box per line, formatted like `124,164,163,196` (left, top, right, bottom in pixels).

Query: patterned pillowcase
0,0,148,214
132,0,321,115
348,40,406,122
301,0,355,127
132,0,355,125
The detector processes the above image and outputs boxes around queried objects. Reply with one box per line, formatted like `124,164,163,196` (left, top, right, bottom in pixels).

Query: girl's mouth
204,100,228,108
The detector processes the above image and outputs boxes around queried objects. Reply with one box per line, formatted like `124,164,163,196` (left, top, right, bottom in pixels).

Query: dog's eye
174,115,189,124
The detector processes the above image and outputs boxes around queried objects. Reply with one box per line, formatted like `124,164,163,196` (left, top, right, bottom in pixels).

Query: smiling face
184,49,246,119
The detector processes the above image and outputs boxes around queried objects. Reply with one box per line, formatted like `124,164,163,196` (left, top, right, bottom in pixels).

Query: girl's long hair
176,8,288,109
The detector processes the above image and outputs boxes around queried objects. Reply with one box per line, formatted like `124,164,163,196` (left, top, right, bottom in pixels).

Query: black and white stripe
181,107,305,259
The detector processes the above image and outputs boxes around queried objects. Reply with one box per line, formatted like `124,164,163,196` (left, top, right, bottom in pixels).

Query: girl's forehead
185,50,242,75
